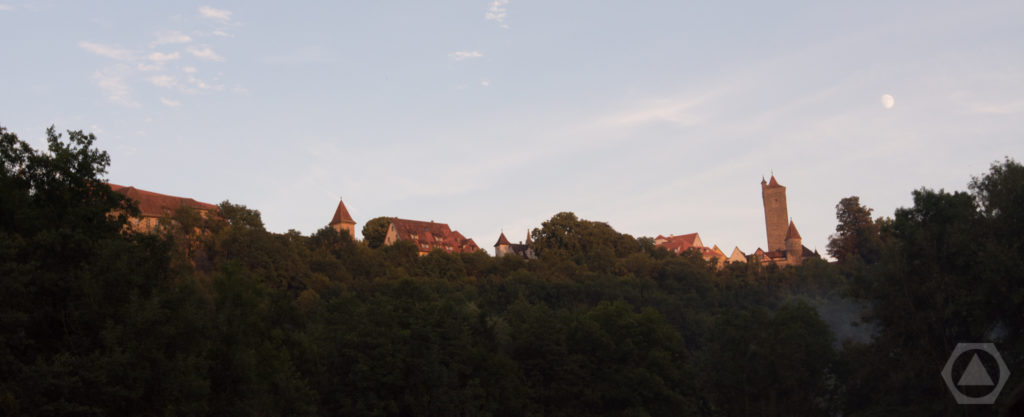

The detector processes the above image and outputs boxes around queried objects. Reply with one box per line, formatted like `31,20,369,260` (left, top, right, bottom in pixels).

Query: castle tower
329,198,357,239
785,219,803,265
494,232,512,257
761,175,789,252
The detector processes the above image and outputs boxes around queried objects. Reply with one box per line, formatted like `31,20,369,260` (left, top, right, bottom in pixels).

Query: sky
2,1,1023,257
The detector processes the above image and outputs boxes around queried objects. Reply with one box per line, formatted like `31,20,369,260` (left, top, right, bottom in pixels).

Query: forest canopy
1,126,1022,416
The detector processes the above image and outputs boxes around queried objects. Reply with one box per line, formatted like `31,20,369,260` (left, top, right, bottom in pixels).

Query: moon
881,94,895,109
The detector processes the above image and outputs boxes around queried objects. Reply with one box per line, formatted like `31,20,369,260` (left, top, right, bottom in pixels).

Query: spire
785,220,801,240
525,230,532,245
766,175,782,188
329,198,355,225
494,232,511,247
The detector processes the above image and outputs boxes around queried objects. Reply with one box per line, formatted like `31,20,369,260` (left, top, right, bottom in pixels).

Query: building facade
494,231,537,259
383,218,479,255
109,183,220,233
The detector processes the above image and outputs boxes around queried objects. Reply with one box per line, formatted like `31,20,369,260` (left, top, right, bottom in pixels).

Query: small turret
785,219,802,265
329,197,357,239
494,232,511,257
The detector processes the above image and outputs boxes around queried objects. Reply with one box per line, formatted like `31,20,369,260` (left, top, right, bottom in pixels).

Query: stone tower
785,220,802,265
494,232,512,257
329,198,357,239
761,175,789,252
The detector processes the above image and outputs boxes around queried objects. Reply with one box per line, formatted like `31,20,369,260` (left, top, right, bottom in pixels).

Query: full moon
881,94,895,109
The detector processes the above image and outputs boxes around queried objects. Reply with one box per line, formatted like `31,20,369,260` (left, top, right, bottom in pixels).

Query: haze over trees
1,125,1022,416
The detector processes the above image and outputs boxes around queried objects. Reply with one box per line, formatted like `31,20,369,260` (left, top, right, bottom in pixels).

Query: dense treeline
1,126,1022,416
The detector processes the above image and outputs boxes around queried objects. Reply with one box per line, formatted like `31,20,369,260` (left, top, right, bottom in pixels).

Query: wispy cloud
603,98,707,128
484,0,509,28
212,30,233,37
0,4,13,11
150,30,191,47
160,97,181,107
969,100,1024,115
79,41,134,61
92,67,137,107
147,51,180,62
481,80,491,87
183,66,197,73
199,6,231,21
186,46,224,62
449,50,483,61
137,62,162,72
186,75,225,92
149,75,176,88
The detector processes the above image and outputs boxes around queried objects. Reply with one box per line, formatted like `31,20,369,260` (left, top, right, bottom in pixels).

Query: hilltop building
754,175,819,266
109,183,220,233
383,218,479,256
727,247,747,264
328,198,357,238
494,231,537,259
653,233,739,266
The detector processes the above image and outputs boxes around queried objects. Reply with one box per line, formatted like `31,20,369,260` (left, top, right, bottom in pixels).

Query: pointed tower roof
329,198,355,225
494,232,511,247
785,220,801,240
525,230,532,245
766,175,783,188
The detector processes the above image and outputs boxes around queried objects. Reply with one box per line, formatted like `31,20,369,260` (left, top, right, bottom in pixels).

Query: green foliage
826,196,883,264
218,200,265,231
701,300,837,417
362,216,392,248
6,125,1024,416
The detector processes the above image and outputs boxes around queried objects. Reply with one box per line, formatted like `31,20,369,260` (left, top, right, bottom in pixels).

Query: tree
362,216,392,249
218,200,264,231
826,196,883,264
701,301,837,417
530,212,640,273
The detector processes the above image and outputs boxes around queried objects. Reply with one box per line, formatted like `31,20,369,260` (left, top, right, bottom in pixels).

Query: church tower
761,175,789,252
329,198,357,239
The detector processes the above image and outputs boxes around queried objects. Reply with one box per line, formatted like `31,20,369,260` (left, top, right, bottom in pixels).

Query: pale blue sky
2,1,1022,256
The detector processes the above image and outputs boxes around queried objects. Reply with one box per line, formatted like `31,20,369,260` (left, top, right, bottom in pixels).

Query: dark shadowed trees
361,216,392,249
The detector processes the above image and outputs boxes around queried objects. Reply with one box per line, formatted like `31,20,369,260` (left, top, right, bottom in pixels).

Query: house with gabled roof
383,218,479,256
108,183,220,233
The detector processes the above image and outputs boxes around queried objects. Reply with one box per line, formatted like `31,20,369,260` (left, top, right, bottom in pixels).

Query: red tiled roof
390,218,478,253
766,175,784,189
330,198,355,225
109,183,219,218
786,220,801,240
655,233,701,254
494,232,511,247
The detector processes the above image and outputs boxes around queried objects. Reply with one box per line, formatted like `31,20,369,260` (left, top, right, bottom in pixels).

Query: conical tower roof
329,198,355,225
494,232,511,247
785,220,801,240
